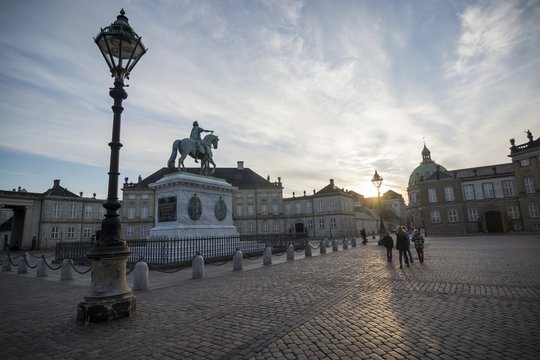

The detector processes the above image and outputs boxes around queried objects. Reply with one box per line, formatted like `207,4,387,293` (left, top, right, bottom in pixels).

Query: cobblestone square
1,234,539,359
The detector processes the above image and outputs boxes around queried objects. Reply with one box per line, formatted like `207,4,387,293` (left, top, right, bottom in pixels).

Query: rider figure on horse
190,121,213,163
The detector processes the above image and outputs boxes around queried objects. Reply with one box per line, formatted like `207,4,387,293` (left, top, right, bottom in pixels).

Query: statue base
148,171,238,238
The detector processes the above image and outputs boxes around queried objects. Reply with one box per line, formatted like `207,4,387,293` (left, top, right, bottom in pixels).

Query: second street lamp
77,9,147,323
371,170,386,235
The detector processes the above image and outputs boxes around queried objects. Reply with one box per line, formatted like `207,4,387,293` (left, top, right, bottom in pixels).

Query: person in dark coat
380,231,394,261
395,226,410,269
411,229,425,263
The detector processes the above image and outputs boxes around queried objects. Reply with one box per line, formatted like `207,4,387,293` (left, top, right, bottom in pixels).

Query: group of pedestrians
380,226,425,269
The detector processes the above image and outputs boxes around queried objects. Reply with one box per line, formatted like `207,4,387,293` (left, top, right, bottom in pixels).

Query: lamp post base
77,245,135,323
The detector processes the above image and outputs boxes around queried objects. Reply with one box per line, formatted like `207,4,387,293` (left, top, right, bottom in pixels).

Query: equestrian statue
167,121,219,175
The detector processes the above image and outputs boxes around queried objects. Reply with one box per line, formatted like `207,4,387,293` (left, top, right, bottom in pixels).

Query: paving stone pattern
1,234,539,359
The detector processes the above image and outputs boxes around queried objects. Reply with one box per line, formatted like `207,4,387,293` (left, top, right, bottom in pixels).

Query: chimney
79,192,83,197
237,161,244,170
53,179,60,187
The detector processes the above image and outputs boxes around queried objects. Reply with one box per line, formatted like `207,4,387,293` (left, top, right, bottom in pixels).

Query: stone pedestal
77,245,135,323
149,171,238,238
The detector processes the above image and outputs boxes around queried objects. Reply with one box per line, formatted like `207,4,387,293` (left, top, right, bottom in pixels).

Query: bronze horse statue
167,133,219,175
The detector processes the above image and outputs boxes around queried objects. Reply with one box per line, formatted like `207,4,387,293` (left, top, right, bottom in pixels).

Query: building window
128,194,136,200
247,221,255,233
463,185,475,200
528,203,539,218
319,218,325,229
141,207,149,219
261,221,269,233
467,208,479,222
285,204,291,215
261,204,268,215
236,222,243,233
84,206,93,219
306,202,312,213
507,206,520,219
524,177,535,194
307,219,313,229
127,207,136,219
52,203,61,218
272,204,279,215
272,191,278,198
273,220,280,231
259,191,267,198
83,227,91,238
67,226,75,239
447,209,459,223
328,200,336,211
236,205,243,216
68,204,77,219
296,203,302,214
50,226,59,239
99,207,105,219
141,193,149,200
502,181,515,197
520,159,530,167
316,200,324,212
428,189,437,203
330,218,337,228
140,225,147,237
431,210,441,224
126,226,134,238
247,205,254,216
482,183,495,199
444,187,455,202
247,192,254,198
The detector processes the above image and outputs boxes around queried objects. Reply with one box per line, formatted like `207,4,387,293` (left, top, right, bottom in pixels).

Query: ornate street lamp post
77,9,147,323
371,170,386,235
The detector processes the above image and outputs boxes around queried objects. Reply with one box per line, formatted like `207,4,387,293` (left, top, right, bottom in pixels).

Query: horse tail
167,139,180,169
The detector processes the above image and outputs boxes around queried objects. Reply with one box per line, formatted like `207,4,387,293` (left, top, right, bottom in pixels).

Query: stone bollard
351,237,357,247
305,243,312,257
332,239,338,252
133,261,149,291
287,244,295,261
233,248,243,271
192,253,205,279
2,256,11,272
60,259,73,281
36,256,48,277
320,239,326,254
343,238,349,250
263,246,272,265
17,253,29,274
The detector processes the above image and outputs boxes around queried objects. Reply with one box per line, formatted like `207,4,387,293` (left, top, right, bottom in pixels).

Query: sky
1,0,539,201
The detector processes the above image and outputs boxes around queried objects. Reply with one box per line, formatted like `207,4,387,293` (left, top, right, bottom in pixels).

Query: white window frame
330,218,337,228
319,218,325,229
467,208,479,222
127,207,136,219
68,204,77,219
67,226,75,239
236,205,243,216
272,204,279,215
507,206,520,220
528,203,539,218
428,189,437,203
50,226,59,239
502,181,515,197
444,187,455,202
261,204,268,215
307,219,313,229
463,184,475,201
524,177,535,194
520,159,530,167
141,207,149,219
482,183,495,199
273,220,280,231
261,221,269,233
247,205,254,216
431,210,441,224
84,206,93,219
306,202,312,213
52,203,61,219
296,203,302,214
447,209,459,223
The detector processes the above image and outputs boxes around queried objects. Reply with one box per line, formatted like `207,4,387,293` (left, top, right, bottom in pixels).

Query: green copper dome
408,144,447,187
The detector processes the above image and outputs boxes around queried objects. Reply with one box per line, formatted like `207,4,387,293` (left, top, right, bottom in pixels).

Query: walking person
411,229,425,263
403,226,414,263
381,231,394,261
396,226,410,269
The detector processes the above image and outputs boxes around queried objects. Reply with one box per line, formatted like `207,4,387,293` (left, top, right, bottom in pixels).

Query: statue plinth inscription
158,196,177,222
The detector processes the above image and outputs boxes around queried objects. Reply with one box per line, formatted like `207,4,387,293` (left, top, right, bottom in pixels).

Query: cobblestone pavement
1,234,539,360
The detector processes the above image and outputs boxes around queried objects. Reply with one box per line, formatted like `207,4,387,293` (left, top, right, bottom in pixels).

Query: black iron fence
55,233,308,265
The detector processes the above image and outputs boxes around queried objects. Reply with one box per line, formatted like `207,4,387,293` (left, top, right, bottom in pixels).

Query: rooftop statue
167,121,219,175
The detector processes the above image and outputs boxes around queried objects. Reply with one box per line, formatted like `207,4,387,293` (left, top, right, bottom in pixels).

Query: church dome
408,144,447,187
